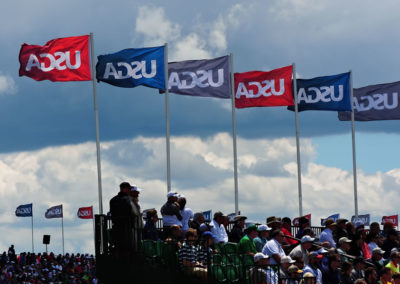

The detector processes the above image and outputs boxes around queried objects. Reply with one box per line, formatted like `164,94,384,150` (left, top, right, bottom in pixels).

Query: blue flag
202,210,212,222
321,213,340,226
351,214,370,226
96,46,165,90
15,203,32,217
45,205,63,219
288,72,351,112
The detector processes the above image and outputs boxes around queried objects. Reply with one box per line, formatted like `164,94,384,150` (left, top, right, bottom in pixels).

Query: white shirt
181,207,193,232
210,220,228,243
262,238,286,265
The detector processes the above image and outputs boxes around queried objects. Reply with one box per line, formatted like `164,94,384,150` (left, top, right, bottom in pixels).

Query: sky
1,0,400,254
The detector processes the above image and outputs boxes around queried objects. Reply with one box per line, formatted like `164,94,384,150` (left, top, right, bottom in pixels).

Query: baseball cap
309,252,323,259
257,225,271,232
167,191,179,198
288,265,303,274
372,248,385,255
202,231,215,239
254,253,269,262
214,211,226,219
301,235,315,243
338,237,352,245
130,184,143,192
281,256,295,264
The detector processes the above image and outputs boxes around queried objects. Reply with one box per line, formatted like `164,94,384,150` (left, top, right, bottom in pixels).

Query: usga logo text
297,85,344,103
25,51,82,72
168,69,224,89
354,92,398,112
16,208,31,214
103,60,157,79
78,210,91,217
236,79,285,98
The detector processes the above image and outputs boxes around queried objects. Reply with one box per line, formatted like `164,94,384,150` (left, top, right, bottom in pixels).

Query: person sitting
382,230,399,259
282,217,298,248
393,273,400,284
238,224,258,256
379,267,394,284
336,237,352,264
210,212,228,244
365,267,378,284
340,261,354,284
197,231,216,267
280,256,296,281
351,257,366,282
302,252,323,284
295,217,310,239
262,229,286,265
289,235,314,266
190,212,205,236
333,218,348,244
143,209,159,241
371,248,386,276
178,228,206,277
249,253,270,284
321,253,341,284
319,219,337,248
254,225,271,252
385,251,400,275
165,224,183,247
229,215,247,243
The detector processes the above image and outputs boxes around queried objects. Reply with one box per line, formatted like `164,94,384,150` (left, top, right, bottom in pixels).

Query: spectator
190,212,205,235
393,273,400,284
333,218,348,244
302,252,323,284
238,224,258,256
165,224,183,246
382,230,399,259
346,222,356,240
296,217,311,239
322,253,341,284
290,235,314,266
210,212,229,244
254,225,271,252
293,255,305,269
262,229,286,265
143,209,159,241
340,261,354,284
178,195,193,236
385,251,400,275
300,272,317,284
249,253,270,284
287,265,303,284
379,267,393,284
161,191,183,230
197,231,216,266
381,222,395,239
267,216,282,231
282,217,298,247
351,257,366,282
368,232,381,253
365,267,378,284
178,228,206,277
337,237,352,264
230,215,247,243
319,219,337,248
371,248,386,275
280,256,296,280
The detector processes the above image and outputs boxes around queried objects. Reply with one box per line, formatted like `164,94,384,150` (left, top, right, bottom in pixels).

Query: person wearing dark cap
333,218,348,244
303,252,323,284
210,212,228,244
351,256,366,282
238,224,258,256
295,217,310,239
266,216,282,231
319,219,337,248
382,229,399,259
371,248,385,275
229,215,247,243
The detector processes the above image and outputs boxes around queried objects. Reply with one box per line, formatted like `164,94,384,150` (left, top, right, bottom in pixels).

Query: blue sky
1,0,400,254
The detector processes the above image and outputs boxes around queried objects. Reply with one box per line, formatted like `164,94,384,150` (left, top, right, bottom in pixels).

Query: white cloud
0,73,17,95
1,133,400,254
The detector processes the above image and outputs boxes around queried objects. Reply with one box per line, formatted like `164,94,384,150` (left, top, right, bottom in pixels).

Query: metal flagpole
350,70,358,218
31,212,34,253
164,43,171,193
61,207,65,255
292,63,303,216
90,32,104,214
229,54,239,214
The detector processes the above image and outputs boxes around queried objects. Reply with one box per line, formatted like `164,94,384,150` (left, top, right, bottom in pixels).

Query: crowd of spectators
0,245,97,283
141,191,400,284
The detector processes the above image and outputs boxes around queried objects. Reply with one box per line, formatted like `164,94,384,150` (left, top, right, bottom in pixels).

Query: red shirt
282,227,298,245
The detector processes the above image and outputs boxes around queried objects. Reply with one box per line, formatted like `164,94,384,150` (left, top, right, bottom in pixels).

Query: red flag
235,65,294,108
77,206,93,219
382,215,398,227
293,214,311,226
19,35,91,82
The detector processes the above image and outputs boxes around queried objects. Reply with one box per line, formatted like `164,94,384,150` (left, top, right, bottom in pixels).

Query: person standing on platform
161,191,182,238
178,195,193,236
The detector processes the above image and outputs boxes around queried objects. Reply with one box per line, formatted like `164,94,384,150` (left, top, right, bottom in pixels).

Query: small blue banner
96,46,165,90
321,213,340,226
45,205,63,219
289,72,351,112
351,214,370,226
15,203,32,217
202,210,212,222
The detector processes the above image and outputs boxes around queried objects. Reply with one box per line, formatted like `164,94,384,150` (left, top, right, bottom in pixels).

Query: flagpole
89,32,104,214
164,43,171,192
229,54,239,214
292,63,303,216
62,209,65,255
350,70,358,218
31,209,34,253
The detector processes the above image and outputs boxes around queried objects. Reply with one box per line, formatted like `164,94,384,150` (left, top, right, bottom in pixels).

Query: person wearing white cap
289,235,315,266
280,256,296,280
249,253,269,284
254,225,271,252
160,191,183,232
